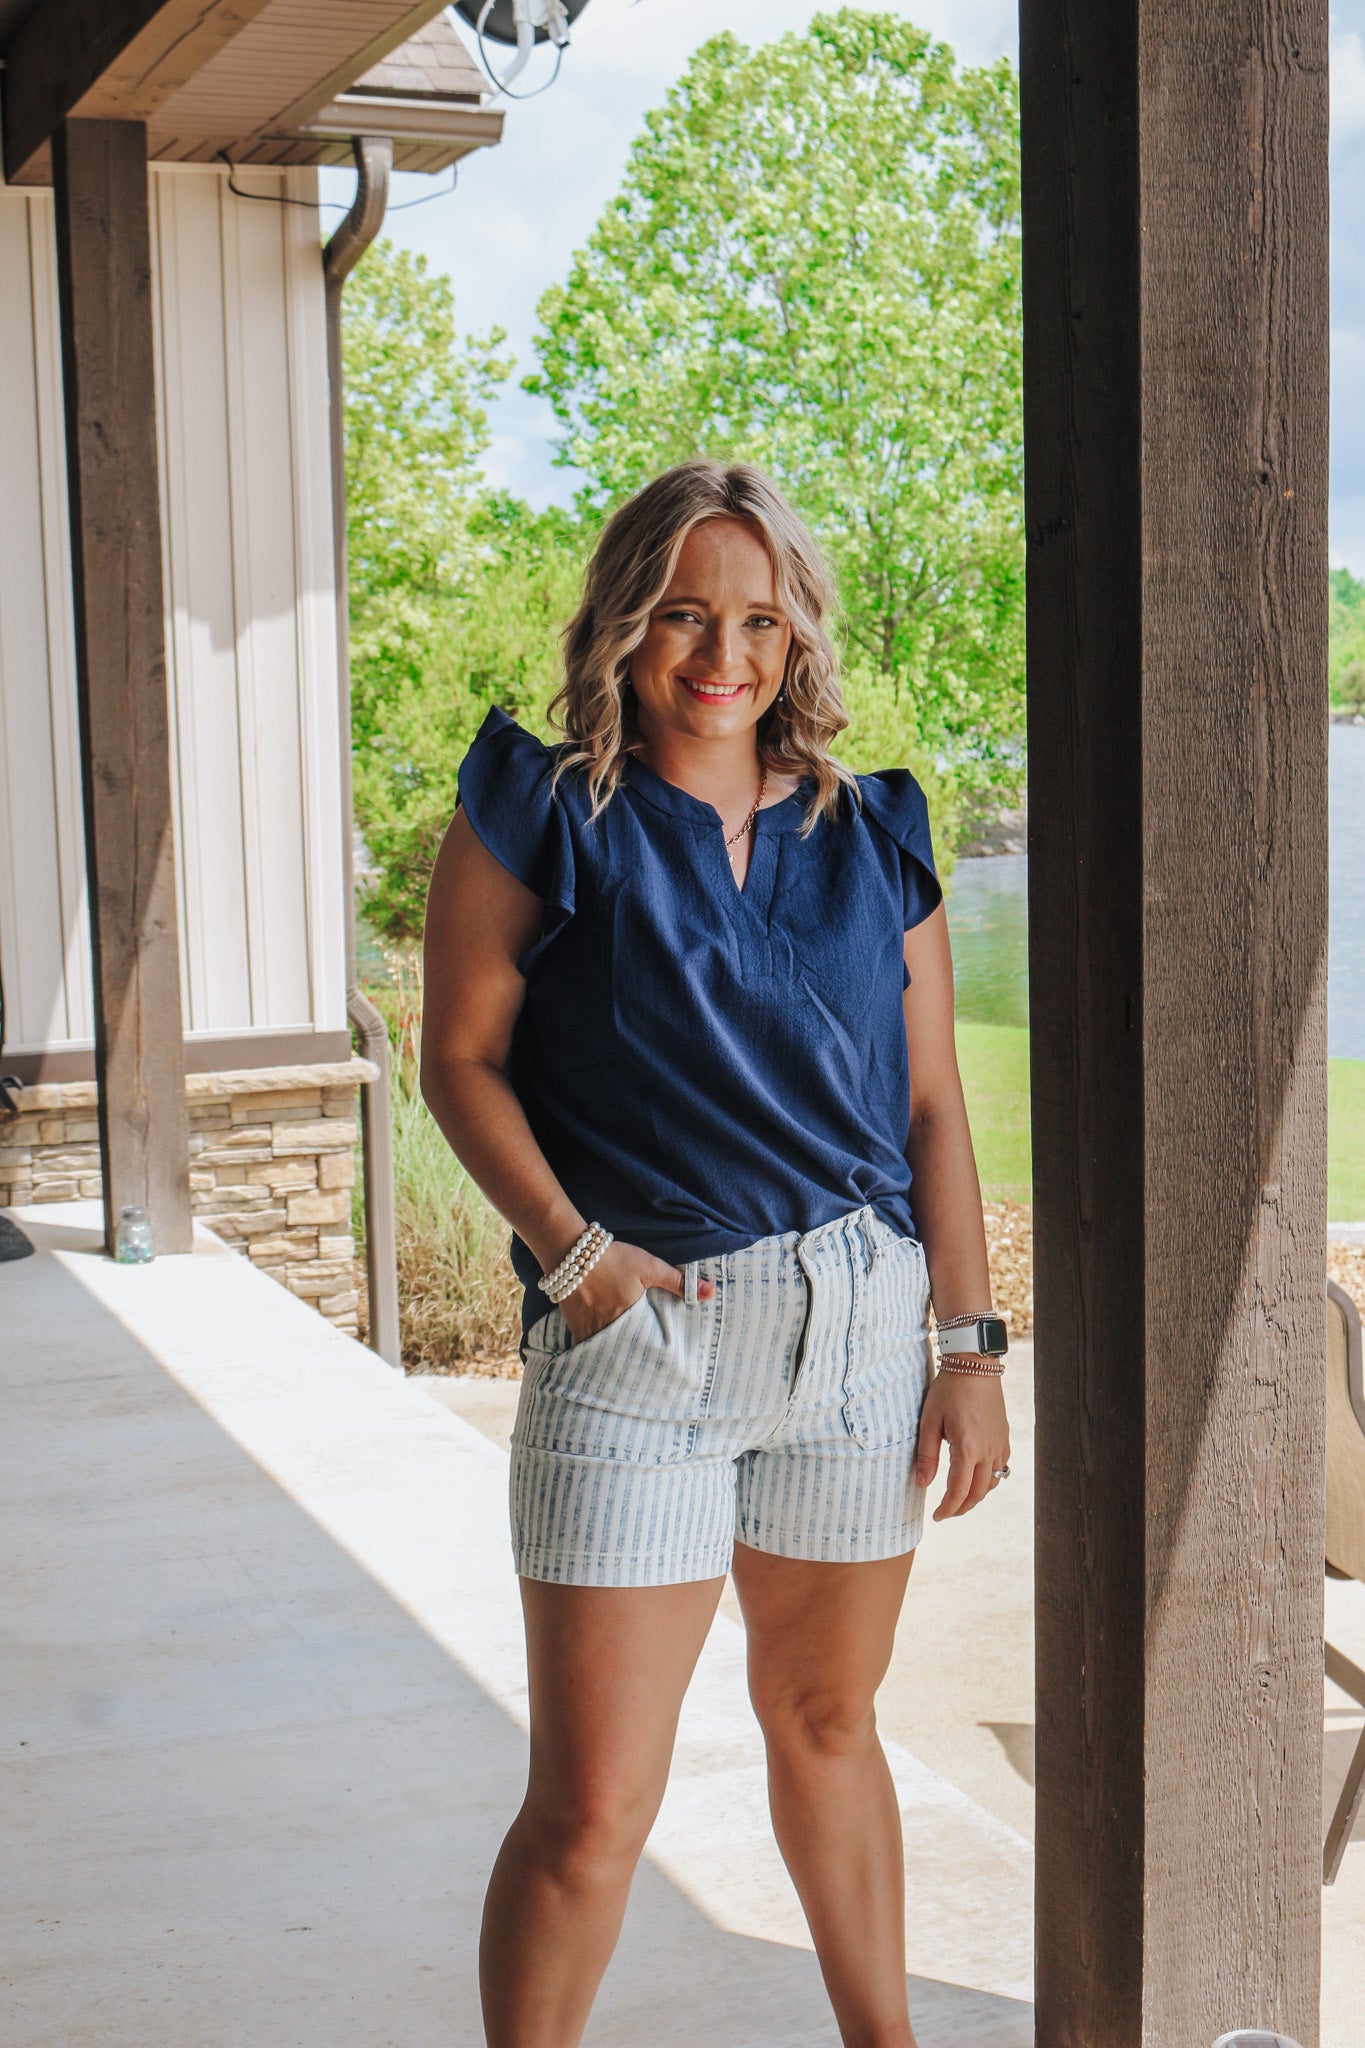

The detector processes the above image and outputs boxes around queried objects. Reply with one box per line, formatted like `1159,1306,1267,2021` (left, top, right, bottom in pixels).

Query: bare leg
479,1574,725,2048
731,1542,919,2048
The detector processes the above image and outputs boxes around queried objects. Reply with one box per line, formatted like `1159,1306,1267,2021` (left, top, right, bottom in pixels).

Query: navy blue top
455,706,942,1340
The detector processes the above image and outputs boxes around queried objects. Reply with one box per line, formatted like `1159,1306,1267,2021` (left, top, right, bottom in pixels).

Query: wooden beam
2,0,272,182
3,0,163,181
52,118,192,1256
1022,1,1330,2039
76,0,272,120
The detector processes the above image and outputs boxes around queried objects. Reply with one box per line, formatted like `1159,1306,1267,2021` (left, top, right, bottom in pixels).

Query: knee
750,1676,878,1767
518,1773,655,1896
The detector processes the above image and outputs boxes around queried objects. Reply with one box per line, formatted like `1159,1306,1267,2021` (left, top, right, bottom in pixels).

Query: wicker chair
1325,1278,1365,1884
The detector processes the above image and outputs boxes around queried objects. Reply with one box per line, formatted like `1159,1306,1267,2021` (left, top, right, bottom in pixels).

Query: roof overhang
292,92,503,172
1,0,502,186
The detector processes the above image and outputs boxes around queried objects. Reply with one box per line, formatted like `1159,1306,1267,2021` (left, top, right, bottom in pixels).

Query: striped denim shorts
509,1204,934,1588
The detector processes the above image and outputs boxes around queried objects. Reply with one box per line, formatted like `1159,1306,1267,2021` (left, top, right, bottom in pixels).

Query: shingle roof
353,13,485,103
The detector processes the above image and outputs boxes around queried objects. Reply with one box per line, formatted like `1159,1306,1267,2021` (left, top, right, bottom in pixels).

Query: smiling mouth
679,677,744,700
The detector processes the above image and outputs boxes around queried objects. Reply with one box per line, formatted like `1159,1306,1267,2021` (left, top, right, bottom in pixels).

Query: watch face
981,1316,1009,1355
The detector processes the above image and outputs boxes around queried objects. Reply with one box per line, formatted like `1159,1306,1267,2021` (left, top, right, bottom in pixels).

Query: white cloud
1334,326,1365,499
1333,29,1365,146
1331,16,1365,559
1331,497,1365,579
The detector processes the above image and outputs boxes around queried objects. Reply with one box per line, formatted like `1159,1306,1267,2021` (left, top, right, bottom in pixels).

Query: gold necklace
725,767,768,868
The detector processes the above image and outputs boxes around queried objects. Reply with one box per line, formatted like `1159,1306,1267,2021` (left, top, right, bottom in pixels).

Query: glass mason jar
114,1205,155,1265
1212,2034,1304,2048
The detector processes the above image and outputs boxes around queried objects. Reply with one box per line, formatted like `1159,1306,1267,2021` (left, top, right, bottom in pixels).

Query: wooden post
1021,2,1330,2042
52,118,191,1256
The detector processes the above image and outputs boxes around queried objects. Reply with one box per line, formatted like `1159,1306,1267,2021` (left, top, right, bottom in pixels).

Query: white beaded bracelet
541,1222,613,1304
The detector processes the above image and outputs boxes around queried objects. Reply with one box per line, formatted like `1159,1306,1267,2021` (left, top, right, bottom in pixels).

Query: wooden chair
1325,1278,1365,1883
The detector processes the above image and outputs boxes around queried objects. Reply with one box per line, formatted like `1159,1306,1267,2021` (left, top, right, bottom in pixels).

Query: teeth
685,681,740,697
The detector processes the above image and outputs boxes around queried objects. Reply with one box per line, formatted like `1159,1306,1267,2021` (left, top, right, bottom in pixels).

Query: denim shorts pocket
517,1287,709,1467
841,1235,932,1451
523,1293,646,1362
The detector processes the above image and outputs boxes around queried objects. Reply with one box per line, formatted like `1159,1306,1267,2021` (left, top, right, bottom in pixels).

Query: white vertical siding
218,167,327,1031
155,169,255,1034
0,166,347,1063
0,191,89,1053
282,171,347,1036
26,198,93,1051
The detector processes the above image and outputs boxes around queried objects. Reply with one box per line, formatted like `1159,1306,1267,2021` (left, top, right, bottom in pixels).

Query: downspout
323,135,402,1369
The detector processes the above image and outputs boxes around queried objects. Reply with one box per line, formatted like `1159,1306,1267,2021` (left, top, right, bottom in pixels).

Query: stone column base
0,1057,379,1337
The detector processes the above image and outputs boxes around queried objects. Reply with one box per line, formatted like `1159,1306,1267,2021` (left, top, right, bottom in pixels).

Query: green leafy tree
343,237,512,740
528,8,1024,799
354,496,589,944
342,242,590,944
1331,567,1365,710
835,661,959,876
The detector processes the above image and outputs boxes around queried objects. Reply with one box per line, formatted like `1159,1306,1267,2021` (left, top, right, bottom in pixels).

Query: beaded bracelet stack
935,1308,1007,1377
541,1221,613,1304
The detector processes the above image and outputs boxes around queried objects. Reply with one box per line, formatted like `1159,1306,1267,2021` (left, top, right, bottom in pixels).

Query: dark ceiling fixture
453,1,592,94
453,0,591,43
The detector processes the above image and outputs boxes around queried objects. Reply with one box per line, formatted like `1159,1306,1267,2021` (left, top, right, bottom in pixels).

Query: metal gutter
298,96,503,148
323,134,402,1369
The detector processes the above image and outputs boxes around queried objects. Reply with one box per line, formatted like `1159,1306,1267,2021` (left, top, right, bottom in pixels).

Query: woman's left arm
902,902,1012,1519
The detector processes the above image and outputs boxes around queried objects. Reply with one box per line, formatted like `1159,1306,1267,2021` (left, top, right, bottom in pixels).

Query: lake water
949,720,1365,1060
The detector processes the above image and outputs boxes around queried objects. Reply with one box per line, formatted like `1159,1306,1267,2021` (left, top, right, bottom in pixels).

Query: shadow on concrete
981,1705,1364,1842
2,1221,1032,2048
982,1721,1037,1789
0,1213,33,1260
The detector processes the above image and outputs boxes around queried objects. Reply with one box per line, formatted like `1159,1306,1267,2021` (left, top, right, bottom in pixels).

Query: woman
421,460,1010,2048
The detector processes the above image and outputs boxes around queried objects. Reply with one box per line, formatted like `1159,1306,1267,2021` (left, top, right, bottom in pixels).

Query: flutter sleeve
456,706,576,955
857,769,944,932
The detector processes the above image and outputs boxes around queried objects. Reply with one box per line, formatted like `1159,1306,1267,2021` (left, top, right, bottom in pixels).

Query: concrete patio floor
423,1354,1365,2047
4,1201,1363,2046
3,1205,1029,2047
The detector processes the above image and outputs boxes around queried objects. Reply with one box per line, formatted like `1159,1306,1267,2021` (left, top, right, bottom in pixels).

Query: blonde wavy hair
549,460,858,830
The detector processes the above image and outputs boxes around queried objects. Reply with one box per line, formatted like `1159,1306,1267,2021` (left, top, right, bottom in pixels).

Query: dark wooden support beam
53,118,192,1257
1022,1,1330,2040
0,0,458,186
2,0,165,183
1,1,276,185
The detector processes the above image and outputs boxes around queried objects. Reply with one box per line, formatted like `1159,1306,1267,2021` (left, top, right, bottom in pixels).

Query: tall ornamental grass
357,947,521,1371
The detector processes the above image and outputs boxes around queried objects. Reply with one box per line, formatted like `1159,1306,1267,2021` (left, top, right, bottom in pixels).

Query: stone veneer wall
0,1058,377,1336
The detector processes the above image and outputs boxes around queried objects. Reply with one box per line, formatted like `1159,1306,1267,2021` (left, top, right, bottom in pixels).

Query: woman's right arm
420,807,700,1335
420,806,587,1277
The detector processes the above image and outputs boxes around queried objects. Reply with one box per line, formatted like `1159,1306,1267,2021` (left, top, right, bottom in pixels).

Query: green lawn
1332,1057,1365,1220
956,1021,1365,1221
956,1023,1033,1204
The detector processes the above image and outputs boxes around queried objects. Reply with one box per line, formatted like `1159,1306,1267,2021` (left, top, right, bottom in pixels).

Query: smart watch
936,1316,1009,1359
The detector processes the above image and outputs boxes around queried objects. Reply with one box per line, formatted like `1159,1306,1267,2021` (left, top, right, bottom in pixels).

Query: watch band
937,1315,1009,1358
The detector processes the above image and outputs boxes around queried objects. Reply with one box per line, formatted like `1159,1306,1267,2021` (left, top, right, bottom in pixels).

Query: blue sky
326,2,1365,572
1332,10,1365,573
